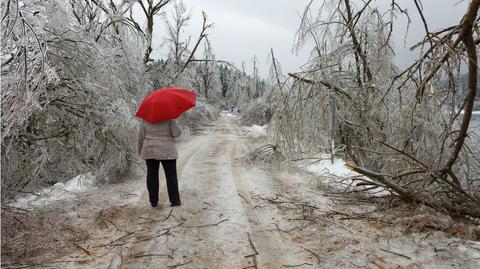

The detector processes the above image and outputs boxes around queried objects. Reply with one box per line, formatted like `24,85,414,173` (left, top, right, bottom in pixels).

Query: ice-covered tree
1,0,147,197
272,0,480,218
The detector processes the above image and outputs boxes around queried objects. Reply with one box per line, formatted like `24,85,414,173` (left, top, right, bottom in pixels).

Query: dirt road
3,113,480,269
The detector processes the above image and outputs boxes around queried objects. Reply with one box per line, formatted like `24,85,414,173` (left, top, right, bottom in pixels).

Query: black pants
146,159,180,204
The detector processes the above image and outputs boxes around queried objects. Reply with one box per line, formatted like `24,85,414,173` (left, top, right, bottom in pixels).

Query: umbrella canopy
135,87,197,124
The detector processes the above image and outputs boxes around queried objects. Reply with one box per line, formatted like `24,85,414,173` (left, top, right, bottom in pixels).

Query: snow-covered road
3,113,480,269
118,114,319,268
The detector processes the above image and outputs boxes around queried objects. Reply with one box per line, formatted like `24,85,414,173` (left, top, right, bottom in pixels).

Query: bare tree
172,10,214,81
198,40,216,100
135,0,171,63
149,1,213,84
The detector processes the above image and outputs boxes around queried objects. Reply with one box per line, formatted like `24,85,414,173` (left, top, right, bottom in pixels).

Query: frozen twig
282,263,314,268
95,231,135,248
134,252,173,259
243,232,259,269
73,242,96,256
378,248,412,260
303,247,321,264
132,229,170,244
167,259,193,269
183,218,229,228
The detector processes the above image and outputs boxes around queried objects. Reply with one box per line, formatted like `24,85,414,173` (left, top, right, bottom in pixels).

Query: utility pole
330,94,336,164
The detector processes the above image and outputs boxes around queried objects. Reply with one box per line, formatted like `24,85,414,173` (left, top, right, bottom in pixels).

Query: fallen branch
2,205,31,214
116,191,138,196
345,163,480,218
167,259,193,269
238,192,249,203
134,253,173,259
95,231,135,248
13,215,31,230
379,248,412,260
244,232,258,269
256,195,320,210
245,232,258,257
345,163,416,202
303,247,321,264
133,229,170,244
73,242,96,256
137,209,173,224
183,218,229,228
282,263,314,267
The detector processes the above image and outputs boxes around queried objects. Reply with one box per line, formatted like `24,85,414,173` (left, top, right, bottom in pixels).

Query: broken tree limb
345,163,480,218
288,72,352,100
345,163,416,202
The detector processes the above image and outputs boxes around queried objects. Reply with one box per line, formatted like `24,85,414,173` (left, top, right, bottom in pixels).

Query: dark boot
170,201,181,207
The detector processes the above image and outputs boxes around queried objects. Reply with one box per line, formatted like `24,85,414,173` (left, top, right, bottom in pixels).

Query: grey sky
146,0,469,77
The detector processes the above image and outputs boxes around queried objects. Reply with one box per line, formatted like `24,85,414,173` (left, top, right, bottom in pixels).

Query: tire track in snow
228,142,291,268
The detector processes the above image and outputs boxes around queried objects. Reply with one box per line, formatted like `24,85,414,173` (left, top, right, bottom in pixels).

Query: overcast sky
145,0,469,77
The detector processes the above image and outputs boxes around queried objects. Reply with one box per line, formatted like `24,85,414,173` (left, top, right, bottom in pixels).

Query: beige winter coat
137,120,182,160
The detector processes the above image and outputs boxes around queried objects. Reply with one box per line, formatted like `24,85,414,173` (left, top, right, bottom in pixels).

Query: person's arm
169,120,182,137
138,121,146,155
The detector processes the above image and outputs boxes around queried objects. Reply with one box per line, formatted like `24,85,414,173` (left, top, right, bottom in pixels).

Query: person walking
138,119,182,207
135,86,196,207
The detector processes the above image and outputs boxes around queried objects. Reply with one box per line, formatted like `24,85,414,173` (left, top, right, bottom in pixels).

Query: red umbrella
135,87,197,124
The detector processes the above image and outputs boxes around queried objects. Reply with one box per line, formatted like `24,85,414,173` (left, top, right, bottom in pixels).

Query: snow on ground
3,114,480,269
9,173,97,209
221,111,240,118
303,157,391,196
222,112,267,137
305,157,355,178
241,124,267,137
